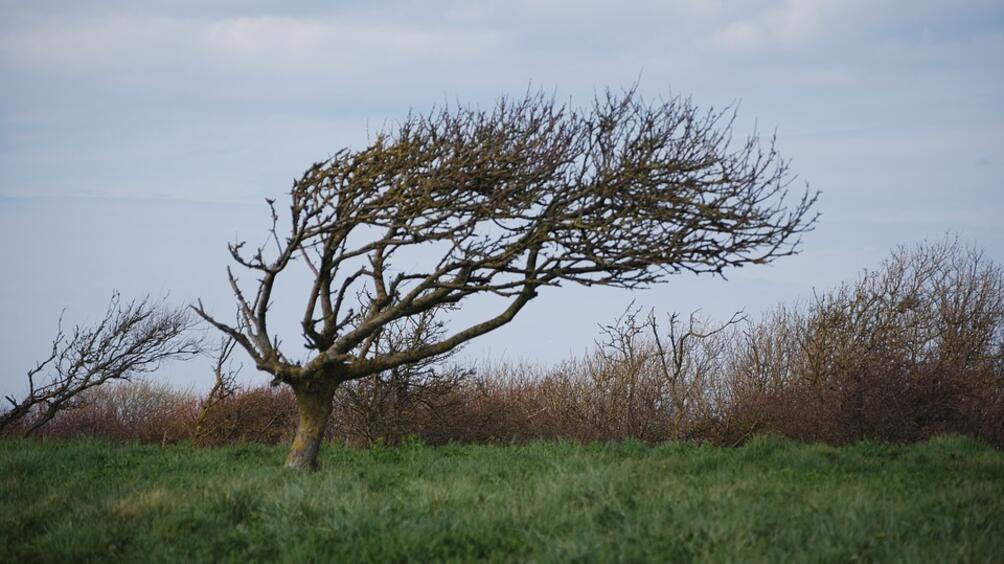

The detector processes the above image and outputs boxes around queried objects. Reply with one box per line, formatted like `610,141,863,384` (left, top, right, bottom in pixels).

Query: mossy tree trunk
284,379,338,471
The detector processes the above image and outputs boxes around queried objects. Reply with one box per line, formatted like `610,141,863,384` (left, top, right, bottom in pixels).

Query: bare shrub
417,308,744,446
36,381,199,444
329,366,468,447
194,386,297,446
722,237,1004,446
449,360,597,444
326,309,470,446
441,238,1002,449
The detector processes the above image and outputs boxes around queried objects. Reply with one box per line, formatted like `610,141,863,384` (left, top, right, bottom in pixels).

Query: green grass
1,436,1002,563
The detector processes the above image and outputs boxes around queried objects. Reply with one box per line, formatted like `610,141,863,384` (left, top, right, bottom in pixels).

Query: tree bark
284,380,337,471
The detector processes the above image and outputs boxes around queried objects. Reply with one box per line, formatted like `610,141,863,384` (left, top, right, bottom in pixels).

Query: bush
723,237,1004,446
194,386,297,446
33,381,198,444
9,237,1001,449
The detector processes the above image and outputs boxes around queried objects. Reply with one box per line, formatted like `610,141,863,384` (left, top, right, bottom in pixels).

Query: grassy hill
2,436,1002,562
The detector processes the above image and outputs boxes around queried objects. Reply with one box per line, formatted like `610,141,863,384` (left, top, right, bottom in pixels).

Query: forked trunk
284,380,337,471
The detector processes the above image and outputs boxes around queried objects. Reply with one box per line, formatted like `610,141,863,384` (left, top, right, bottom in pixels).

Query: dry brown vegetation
8,238,1002,449
25,382,199,445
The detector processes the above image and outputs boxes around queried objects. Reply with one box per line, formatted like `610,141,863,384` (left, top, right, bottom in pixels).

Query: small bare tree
195,87,818,469
649,310,746,438
193,334,243,445
1,293,201,436
591,305,745,441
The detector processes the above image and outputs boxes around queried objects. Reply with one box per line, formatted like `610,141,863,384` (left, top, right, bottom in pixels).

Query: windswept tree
195,88,818,470
1,293,201,436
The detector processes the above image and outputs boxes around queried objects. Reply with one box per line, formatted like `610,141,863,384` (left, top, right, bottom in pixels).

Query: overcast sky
1,1,1002,396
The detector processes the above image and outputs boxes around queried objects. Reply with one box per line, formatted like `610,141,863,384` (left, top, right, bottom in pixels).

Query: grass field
2,436,1002,563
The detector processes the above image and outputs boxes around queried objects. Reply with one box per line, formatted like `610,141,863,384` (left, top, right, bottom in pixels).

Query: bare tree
194,87,819,469
649,310,747,438
591,305,746,441
1,293,201,436
193,334,243,445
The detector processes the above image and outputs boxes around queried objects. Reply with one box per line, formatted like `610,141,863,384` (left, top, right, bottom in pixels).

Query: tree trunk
285,380,337,471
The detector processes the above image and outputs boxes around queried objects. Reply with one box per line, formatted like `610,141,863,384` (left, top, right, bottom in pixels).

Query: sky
1,0,1002,396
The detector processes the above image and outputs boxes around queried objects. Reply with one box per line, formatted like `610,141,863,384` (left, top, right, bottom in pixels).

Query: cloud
0,15,189,72
709,0,847,52
707,0,1004,57
203,15,508,74
0,12,506,78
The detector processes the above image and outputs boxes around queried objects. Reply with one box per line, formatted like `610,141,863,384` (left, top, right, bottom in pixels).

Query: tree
193,333,242,445
194,88,819,470
1,293,201,436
